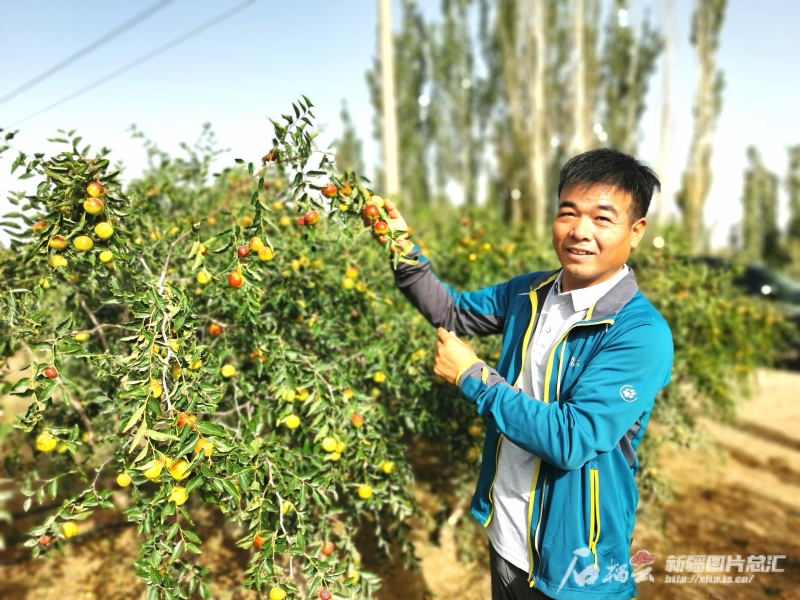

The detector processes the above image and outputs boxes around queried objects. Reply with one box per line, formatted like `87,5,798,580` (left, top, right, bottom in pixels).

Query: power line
6,0,256,128
0,0,174,106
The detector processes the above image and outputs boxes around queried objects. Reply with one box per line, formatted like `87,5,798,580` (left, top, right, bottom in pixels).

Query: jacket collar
529,268,639,320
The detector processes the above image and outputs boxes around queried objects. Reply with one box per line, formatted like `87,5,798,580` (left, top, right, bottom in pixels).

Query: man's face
552,183,646,292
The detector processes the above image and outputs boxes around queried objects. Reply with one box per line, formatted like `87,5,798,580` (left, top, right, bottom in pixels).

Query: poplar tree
676,0,727,254
740,146,781,264
786,145,800,242
599,0,662,154
367,0,431,205
333,100,365,175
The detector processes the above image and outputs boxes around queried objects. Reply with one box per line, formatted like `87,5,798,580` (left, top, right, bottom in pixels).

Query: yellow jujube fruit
295,387,309,401
278,215,292,227
36,432,57,452
355,281,367,293
269,587,287,600
321,437,337,453
98,250,113,263
345,267,358,279
142,459,164,480
372,371,386,383
172,365,182,379
258,246,275,261
381,461,395,474
83,197,104,215
195,439,213,457
221,364,236,378
342,277,355,290
169,459,190,481
197,270,211,285
284,415,300,429
357,484,373,500
94,222,114,239
73,235,93,251
189,359,203,370
329,452,341,461
168,486,188,506
282,389,296,402
168,339,180,353
74,331,90,342
335,441,346,454
60,522,78,538
49,235,67,249
86,182,104,198
49,254,68,268
148,379,163,399
116,472,132,487
55,441,69,454
249,236,265,251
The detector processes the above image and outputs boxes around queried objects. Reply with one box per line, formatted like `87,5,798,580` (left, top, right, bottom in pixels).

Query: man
374,148,673,600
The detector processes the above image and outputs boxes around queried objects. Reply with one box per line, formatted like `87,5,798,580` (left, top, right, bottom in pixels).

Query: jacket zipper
528,315,615,585
589,466,601,568
484,274,556,529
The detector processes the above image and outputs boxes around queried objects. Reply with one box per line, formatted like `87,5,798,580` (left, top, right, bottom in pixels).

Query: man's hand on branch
434,328,480,385
362,198,413,253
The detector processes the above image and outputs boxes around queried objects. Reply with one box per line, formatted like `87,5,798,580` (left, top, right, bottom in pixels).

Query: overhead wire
5,0,256,128
0,0,174,106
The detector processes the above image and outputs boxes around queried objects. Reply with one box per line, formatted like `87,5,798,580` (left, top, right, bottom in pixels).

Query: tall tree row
787,145,800,243
676,0,727,253
365,0,662,236
740,146,780,264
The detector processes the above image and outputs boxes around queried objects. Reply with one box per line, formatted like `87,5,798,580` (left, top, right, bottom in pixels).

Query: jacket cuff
456,360,488,390
394,243,421,265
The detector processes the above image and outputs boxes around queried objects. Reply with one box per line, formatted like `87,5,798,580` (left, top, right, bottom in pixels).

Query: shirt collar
553,265,630,312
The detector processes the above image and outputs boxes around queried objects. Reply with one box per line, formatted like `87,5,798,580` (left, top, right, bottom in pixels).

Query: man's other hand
434,328,480,385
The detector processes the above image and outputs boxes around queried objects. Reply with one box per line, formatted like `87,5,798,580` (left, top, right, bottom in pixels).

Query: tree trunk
655,0,675,226
678,0,726,254
570,0,589,156
528,0,548,239
378,0,401,201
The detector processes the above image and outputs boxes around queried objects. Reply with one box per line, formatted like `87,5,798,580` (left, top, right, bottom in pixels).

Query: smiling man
378,148,673,600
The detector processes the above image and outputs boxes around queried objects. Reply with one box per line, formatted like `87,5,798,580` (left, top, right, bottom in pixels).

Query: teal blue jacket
394,246,673,600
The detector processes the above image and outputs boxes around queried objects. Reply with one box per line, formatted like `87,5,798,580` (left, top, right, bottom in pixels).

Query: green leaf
122,403,146,433
147,430,179,442
220,478,239,500
130,420,147,454
195,422,227,437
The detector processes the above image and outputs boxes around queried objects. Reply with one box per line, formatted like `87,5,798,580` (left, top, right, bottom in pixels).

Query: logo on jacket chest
569,356,580,368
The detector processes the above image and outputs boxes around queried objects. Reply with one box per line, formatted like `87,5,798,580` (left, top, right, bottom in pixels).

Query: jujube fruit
363,204,380,221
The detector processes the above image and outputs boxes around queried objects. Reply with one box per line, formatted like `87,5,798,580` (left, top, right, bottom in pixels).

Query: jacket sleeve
456,320,673,470
393,244,515,336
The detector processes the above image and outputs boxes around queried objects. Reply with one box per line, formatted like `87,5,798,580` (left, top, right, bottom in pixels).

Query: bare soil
1,369,799,600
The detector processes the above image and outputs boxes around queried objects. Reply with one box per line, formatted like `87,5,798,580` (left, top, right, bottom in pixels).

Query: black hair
557,148,661,221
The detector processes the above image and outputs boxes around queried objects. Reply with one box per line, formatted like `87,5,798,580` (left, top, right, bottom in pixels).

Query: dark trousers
490,544,552,600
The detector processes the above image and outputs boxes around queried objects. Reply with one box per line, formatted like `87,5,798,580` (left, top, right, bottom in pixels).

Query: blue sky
1,0,798,248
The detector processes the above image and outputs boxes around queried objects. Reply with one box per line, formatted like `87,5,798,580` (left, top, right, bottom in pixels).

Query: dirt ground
1,369,798,600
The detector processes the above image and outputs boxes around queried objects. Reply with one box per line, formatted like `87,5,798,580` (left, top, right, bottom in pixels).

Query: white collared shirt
487,266,630,571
